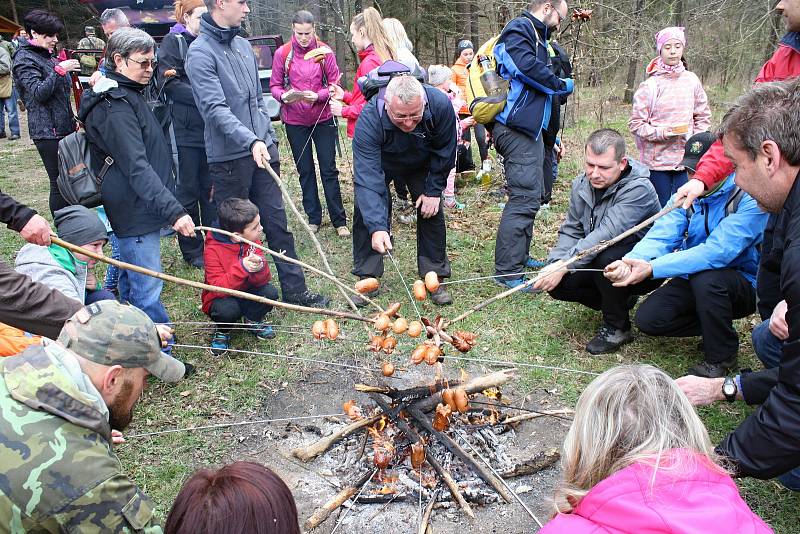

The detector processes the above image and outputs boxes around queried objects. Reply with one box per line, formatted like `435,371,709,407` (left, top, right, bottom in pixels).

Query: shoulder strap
176,34,188,63
725,185,745,217
281,42,293,88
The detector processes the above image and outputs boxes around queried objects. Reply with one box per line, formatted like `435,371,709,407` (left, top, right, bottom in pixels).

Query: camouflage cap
57,301,185,382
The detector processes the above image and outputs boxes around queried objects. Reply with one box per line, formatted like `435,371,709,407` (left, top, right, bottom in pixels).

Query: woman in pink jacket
541,364,771,534
270,11,348,236
629,27,711,206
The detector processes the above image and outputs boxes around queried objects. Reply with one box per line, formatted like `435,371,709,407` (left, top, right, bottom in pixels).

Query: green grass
1,93,799,531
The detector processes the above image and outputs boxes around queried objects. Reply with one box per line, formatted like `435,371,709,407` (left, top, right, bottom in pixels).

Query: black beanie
457,39,474,54
54,206,108,246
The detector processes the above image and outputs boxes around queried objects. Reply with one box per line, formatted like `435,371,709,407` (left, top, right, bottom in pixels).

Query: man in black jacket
351,75,456,306
676,78,800,487
79,28,194,324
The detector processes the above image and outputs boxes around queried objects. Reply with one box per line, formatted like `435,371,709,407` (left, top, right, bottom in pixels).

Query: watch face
723,383,736,395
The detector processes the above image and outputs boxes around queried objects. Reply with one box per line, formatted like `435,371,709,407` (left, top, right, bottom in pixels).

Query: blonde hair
351,7,396,62
555,364,723,513
382,18,412,53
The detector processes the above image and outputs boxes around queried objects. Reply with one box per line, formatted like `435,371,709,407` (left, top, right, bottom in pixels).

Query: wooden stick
291,414,381,462
501,408,574,426
355,378,463,403
418,487,441,534
304,468,374,530
195,226,384,314
414,369,515,414
50,236,373,324
448,203,679,325
500,449,561,478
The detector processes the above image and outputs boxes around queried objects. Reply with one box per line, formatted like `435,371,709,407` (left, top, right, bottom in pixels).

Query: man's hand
329,100,343,116
604,260,630,284
155,324,174,348
85,271,98,291
371,230,392,254
415,195,440,219
673,178,706,209
675,375,725,406
243,252,264,273
172,214,195,237
532,260,568,292
770,299,790,340
606,258,652,287
111,429,126,445
251,141,271,169
20,214,53,246
556,141,565,163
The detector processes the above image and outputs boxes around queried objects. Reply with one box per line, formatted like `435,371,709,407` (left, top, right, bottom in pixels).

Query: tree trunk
10,0,19,25
672,0,685,26
623,0,646,103
765,5,782,64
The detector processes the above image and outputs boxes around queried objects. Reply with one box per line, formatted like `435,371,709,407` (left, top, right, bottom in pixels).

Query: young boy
202,198,278,355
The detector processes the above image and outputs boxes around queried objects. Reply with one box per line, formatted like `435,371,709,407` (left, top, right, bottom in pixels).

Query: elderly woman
12,9,80,215
78,28,194,325
540,365,770,533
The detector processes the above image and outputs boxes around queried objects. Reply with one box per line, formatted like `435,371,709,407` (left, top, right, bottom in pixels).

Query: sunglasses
125,56,157,69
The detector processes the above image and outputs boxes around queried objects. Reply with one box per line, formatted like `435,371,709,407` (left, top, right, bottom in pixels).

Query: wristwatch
722,376,737,402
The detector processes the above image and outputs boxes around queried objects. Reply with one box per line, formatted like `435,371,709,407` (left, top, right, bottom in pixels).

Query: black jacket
12,42,75,140
718,172,800,478
542,41,572,147
352,86,457,234
157,31,205,148
79,71,186,238
0,190,35,232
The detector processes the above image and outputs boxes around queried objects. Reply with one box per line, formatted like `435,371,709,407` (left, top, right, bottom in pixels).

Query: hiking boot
524,257,547,269
686,358,737,378
284,289,330,308
493,276,539,294
585,324,634,355
335,225,350,237
210,331,230,356
429,285,453,306
245,319,276,340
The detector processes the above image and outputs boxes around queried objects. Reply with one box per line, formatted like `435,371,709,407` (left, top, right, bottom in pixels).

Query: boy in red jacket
202,199,278,355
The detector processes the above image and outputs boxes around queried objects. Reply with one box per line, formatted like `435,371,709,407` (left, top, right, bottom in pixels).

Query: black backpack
56,130,114,208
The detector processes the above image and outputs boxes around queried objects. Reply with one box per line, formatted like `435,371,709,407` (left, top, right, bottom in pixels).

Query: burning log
292,414,381,462
354,378,463,403
305,468,374,530
414,369,515,413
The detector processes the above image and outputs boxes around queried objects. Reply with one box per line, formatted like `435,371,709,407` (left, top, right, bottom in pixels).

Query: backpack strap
280,42,293,89
176,33,188,64
724,185,744,217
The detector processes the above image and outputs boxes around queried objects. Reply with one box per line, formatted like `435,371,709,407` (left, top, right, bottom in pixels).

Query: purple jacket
269,35,340,126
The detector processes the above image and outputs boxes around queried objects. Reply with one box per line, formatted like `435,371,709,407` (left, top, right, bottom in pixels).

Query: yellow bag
466,34,508,124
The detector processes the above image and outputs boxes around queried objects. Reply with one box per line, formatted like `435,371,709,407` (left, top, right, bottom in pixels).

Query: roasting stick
125,413,347,439
328,468,379,534
386,250,424,323
439,268,606,286
51,236,374,323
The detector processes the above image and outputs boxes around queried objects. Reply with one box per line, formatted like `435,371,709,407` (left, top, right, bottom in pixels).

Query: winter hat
655,26,685,53
175,0,204,23
679,131,716,172
54,206,108,246
457,39,474,54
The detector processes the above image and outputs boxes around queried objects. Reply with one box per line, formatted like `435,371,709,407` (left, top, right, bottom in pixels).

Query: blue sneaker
525,257,547,269
246,320,276,340
210,331,230,355
493,276,539,293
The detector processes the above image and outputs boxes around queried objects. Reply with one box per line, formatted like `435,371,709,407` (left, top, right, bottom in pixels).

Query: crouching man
0,300,185,531
533,128,661,354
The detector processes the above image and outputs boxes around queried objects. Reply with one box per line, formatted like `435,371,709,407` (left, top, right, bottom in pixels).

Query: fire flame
370,417,396,469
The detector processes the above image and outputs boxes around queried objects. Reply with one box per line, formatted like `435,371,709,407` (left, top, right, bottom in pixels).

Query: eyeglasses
386,107,424,123
548,3,566,24
125,56,157,69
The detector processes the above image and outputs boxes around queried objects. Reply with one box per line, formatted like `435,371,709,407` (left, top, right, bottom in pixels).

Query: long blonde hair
351,7,396,62
382,17,412,53
555,364,723,513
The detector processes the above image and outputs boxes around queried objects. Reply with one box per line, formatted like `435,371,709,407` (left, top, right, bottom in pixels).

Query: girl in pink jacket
428,64,468,209
541,365,771,534
629,27,711,206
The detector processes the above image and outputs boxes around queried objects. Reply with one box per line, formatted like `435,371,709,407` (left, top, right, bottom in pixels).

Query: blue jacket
626,175,768,285
493,12,574,140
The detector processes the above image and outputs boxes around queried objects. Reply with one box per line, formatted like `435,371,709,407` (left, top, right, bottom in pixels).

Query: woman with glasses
12,9,80,215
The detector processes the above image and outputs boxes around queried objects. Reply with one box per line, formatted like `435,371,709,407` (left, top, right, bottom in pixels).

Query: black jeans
548,242,663,330
208,283,279,331
493,123,543,276
285,119,346,227
176,145,216,261
208,146,307,296
458,120,489,171
635,269,757,363
34,139,69,215
352,173,451,279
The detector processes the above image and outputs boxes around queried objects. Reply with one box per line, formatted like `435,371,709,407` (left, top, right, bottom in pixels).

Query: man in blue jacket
492,0,574,289
351,75,457,306
605,175,768,377
186,0,328,308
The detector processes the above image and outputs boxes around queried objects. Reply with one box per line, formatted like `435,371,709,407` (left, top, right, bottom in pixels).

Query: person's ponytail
352,7,396,61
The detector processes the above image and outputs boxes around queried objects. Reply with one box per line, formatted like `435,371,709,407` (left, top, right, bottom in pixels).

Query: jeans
649,169,688,207
85,288,116,304
493,123,544,276
285,119,346,227
0,96,20,136
33,139,69,215
176,145,215,261
634,269,756,364
104,232,121,292
752,319,785,370
116,231,169,324
208,283,279,332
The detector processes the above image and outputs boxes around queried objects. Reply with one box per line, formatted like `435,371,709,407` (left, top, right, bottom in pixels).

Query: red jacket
201,231,271,315
341,45,383,138
694,33,800,190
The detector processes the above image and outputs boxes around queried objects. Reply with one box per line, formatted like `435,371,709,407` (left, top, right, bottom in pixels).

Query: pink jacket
629,60,711,170
540,449,772,534
269,36,340,126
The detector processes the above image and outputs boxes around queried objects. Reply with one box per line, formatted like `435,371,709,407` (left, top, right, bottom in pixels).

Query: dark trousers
493,123,543,276
548,242,663,330
352,174,451,279
649,169,688,207
176,145,216,261
34,139,69,215
208,283,278,332
635,269,757,363
458,120,489,170
542,138,556,205
209,146,307,296
285,119,346,227
393,175,410,202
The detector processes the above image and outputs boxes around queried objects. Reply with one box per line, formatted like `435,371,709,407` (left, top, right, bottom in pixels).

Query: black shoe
429,286,453,306
586,324,633,355
284,289,330,308
686,358,737,378
349,289,379,308
187,256,204,269
181,361,197,378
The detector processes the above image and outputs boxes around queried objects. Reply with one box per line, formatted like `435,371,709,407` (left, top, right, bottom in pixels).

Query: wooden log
291,414,381,462
355,378,463,403
414,369,515,413
501,408,574,426
304,468,374,530
418,488,441,534
500,449,561,478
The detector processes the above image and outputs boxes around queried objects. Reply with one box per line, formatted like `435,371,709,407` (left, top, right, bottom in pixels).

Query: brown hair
351,7,396,62
165,462,300,534
217,198,259,233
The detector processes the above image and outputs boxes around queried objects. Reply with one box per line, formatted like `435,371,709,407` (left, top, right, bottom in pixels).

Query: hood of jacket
199,12,240,44
2,342,111,441
14,243,86,303
782,31,800,54
18,40,52,60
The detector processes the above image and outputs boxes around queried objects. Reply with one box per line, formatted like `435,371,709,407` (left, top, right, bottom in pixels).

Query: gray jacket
15,245,86,304
547,159,660,267
185,13,276,163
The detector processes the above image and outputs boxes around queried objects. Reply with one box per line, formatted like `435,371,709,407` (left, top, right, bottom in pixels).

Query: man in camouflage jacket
0,300,185,532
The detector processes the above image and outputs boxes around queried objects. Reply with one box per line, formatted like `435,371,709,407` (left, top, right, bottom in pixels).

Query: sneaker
429,286,453,305
284,289,330,308
7,134,19,141
308,224,320,233
187,256,204,270
493,276,538,294
686,358,737,378
210,331,230,355
398,213,416,225
524,257,547,269
181,361,197,378
539,203,550,211
481,159,493,172
335,226,351,237
585,324,634,355
246,319,276,340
